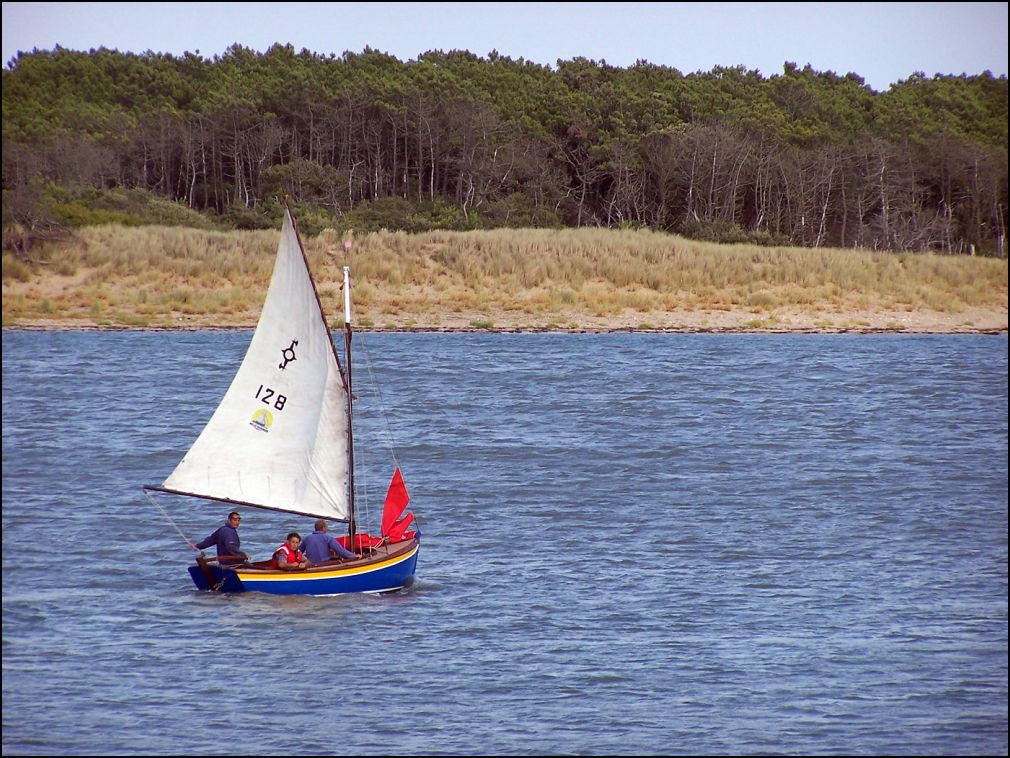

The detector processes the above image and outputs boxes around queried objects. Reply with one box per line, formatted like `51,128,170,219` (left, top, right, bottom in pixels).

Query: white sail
162,209,349,520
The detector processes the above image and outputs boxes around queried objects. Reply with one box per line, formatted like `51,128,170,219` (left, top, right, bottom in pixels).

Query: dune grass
2,223,1007,330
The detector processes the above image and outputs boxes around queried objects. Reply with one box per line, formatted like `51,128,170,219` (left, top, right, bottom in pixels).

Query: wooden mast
343,265,357,547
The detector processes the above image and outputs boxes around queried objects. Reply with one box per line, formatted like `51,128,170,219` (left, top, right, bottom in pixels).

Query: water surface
3,331,1007,755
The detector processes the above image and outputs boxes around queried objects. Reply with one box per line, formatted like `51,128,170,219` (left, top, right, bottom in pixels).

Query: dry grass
3,223,1007,332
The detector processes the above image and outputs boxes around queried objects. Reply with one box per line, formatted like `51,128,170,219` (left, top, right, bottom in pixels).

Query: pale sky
2,2,1007,92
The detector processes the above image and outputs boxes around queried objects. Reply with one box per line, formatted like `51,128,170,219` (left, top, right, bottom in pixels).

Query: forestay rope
355,331,418,534
144,488,199,551
357,331,402,471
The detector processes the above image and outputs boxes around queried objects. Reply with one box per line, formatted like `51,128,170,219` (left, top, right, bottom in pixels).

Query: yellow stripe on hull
234,544,419,583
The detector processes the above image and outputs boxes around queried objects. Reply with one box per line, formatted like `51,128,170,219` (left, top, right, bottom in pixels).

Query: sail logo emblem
279,339,298,370
250,408,274,432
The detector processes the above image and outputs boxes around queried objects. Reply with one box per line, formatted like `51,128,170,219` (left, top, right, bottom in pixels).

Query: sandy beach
3,228,1006,335
5,304,1006,334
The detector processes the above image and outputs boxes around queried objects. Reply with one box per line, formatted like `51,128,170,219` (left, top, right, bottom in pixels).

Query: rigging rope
356,333,422,539
354,430,372,534
144,488,199,551
357,331,402,472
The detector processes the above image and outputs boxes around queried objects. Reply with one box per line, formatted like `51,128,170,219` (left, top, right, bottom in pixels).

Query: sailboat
144,204,419,595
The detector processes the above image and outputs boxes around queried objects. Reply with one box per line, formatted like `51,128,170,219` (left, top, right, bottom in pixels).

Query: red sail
385,512,415,542
381,467,411,536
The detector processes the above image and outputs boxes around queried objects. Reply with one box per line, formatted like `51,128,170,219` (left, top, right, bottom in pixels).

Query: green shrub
50,201,139,227
221,202,278,230
679,217,789,247
338,197,468,233
291,207,335,238
11,183,222,230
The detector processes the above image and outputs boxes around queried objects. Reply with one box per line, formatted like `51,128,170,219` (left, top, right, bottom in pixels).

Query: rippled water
3,331,1007,755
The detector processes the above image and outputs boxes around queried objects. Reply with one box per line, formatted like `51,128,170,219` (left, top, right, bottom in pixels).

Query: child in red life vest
272,532,309,570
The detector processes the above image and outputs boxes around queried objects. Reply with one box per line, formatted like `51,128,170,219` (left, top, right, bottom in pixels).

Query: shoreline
5,327,1007,335
4,299,1007,336
4,311,1007,336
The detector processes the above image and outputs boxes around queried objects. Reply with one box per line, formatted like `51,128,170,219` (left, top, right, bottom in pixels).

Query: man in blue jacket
195,511,249,564
302,519,358,565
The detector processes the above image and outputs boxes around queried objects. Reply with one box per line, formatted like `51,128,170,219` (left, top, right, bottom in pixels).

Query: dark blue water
3,331,1007,756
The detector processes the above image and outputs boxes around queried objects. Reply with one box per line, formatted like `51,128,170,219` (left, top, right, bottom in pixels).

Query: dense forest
2,44,1007,254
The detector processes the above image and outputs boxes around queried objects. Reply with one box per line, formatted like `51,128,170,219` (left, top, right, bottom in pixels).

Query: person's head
314,518,327,532
286,531,301,549
228,512,242,527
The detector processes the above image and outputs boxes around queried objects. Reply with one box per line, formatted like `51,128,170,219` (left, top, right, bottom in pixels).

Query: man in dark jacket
195,511,249,563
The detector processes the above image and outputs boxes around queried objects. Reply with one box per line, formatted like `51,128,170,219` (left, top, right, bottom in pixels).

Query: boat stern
188,561,246,593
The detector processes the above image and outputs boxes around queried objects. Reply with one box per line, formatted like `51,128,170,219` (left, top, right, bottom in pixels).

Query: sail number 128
255,384,288,411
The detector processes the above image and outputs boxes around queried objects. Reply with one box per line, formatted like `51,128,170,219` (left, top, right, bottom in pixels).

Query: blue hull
188,539,419,596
